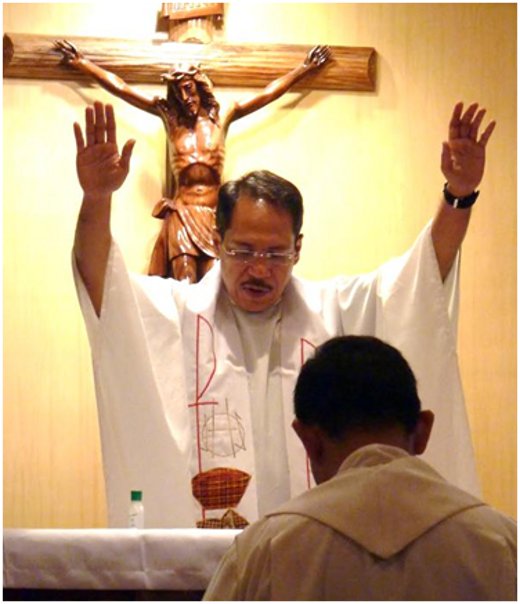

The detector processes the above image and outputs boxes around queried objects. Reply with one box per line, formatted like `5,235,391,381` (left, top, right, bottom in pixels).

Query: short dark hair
294,336,422,439
216,170,304,237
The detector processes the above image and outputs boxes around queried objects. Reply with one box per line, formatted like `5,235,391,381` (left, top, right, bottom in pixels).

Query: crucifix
4,31,376,282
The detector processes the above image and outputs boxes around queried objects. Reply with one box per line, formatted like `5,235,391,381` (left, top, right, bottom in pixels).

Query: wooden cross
3,33,376,92
4,31,377,282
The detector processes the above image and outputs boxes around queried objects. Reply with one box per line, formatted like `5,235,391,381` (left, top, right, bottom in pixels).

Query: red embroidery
190,315,251,527
192,467,251,510
189,314,219,520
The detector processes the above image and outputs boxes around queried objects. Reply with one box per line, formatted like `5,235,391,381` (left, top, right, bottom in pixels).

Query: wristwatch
443,182,480,209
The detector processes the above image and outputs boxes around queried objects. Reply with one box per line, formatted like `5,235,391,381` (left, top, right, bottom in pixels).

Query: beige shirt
204,444,517,601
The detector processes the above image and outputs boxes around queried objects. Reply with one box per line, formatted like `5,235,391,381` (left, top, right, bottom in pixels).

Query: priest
71,100,495,527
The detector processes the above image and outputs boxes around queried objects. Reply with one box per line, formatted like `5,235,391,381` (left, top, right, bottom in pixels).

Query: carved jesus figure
55,40,331,281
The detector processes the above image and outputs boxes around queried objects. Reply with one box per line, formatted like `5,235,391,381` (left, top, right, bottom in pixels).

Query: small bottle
128,490,144,529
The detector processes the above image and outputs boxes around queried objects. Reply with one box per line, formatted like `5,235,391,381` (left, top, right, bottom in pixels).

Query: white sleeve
335,222,479,497
72,240,196,528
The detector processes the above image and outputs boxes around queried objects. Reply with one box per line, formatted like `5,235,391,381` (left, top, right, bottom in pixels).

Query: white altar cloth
3,528,239,591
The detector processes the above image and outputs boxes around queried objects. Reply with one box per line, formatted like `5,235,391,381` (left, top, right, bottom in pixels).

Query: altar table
3,528,240,600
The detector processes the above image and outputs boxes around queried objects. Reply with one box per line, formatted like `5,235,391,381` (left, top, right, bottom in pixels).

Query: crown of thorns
161,64,214,89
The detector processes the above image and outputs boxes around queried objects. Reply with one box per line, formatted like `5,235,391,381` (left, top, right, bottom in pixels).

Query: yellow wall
4,3,516,526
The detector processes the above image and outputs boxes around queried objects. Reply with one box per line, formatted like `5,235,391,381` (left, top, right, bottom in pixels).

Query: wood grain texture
3,33,377,91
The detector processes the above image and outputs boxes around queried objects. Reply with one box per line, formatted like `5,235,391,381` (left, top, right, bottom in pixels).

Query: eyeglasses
222,245,296,266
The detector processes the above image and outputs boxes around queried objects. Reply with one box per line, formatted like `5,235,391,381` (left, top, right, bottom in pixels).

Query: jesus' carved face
176,77,201,118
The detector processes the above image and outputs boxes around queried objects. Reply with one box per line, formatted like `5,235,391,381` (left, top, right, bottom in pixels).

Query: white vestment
204,444,516,601
73,222,479,528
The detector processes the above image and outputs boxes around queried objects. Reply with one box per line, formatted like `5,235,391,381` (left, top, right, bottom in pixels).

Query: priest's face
215,195,302,313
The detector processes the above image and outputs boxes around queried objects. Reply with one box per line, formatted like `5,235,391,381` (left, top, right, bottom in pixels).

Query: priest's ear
411,410,435,455
293,234,303,265
292,419,324,462
213,228,222,254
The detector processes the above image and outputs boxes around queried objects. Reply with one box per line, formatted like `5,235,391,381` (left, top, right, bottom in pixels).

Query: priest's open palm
441,101,495,197
74,101,135,197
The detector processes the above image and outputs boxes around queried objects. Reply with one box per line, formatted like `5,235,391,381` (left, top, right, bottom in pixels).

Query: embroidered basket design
196,508,249,529
192,467,251,509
